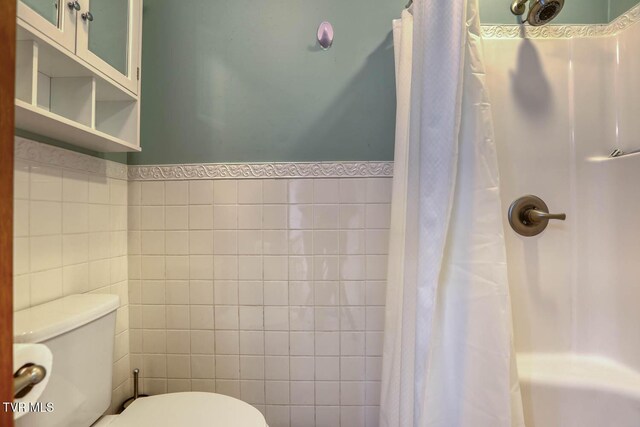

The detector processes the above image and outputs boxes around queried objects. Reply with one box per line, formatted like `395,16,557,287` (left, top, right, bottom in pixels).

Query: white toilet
13,294,268,427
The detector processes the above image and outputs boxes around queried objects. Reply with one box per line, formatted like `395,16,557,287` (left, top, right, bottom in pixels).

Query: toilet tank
14,294,120,427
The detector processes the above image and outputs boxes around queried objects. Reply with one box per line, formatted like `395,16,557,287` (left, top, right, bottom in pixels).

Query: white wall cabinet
15,0,143,152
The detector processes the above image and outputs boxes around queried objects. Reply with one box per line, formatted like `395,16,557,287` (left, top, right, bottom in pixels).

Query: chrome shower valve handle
508,195,566,236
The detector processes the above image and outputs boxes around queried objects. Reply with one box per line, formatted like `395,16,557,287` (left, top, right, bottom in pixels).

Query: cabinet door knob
81,11,94,21
67,1,80,11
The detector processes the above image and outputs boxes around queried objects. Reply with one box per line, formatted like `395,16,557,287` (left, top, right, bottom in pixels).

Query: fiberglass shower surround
481,3,640,427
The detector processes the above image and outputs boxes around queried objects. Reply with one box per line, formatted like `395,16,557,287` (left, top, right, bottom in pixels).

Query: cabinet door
76,0,141,94
18,0,79,52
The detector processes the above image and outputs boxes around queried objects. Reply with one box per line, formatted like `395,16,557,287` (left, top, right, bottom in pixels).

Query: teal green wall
609,0,639,20
132,0,638,165
128,0,402,165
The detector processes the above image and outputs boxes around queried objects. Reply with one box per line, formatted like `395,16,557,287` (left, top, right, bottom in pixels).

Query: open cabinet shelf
15,22,141,153
15,99,140,152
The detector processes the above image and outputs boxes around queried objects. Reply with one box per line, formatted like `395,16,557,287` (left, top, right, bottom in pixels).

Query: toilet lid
110,392,268,427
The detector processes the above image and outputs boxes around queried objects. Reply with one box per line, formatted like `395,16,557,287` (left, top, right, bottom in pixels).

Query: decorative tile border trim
128,161,394,180
481,2,640,39
15,137,393,181
481,23,608,39
15,137,128,180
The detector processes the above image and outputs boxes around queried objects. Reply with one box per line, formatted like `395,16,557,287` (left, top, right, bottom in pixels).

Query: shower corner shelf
14,12,142,153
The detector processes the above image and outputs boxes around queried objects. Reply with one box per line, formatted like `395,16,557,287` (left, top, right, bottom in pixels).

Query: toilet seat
106,392,268,426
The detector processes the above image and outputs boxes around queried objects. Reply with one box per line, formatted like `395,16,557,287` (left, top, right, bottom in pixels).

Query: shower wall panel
484,37,576,354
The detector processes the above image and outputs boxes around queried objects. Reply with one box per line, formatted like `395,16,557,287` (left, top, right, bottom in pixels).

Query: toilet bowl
14,294,267,427
93,392,267,427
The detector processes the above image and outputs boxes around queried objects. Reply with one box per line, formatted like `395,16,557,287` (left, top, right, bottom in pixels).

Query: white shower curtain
380,1,525,426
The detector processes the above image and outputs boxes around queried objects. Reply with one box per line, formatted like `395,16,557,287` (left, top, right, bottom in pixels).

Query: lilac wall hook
317,21,334,50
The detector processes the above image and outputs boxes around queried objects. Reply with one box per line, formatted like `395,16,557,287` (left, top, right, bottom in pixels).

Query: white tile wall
128,177,391,427
13,139,131,413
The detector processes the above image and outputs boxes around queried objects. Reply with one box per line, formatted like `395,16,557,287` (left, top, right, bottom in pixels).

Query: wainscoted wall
12,5,640,425
12,137,131,413
127,173,392,427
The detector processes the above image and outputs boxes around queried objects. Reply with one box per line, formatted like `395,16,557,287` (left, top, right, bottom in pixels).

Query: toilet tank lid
14,294,120,343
